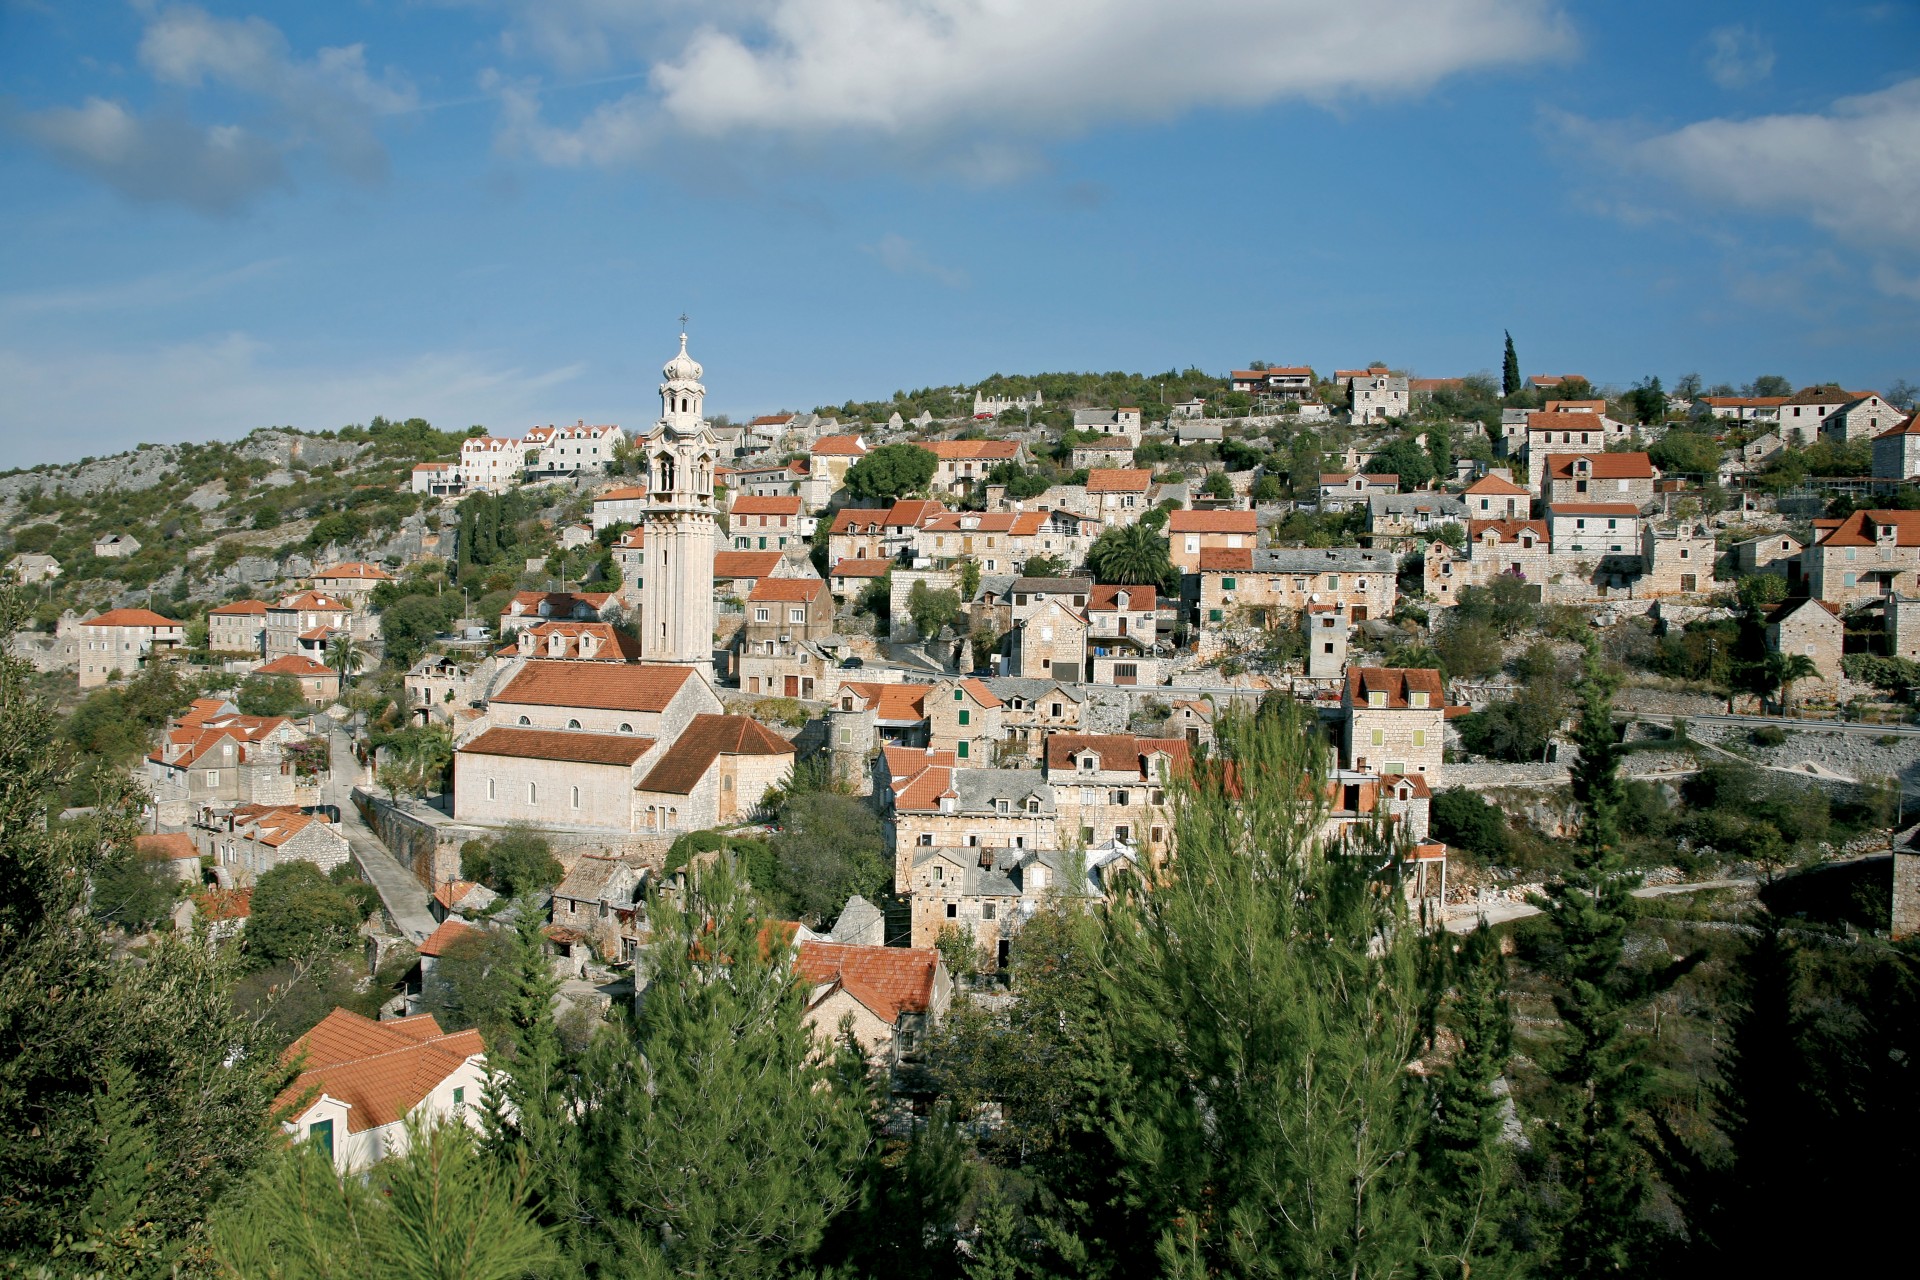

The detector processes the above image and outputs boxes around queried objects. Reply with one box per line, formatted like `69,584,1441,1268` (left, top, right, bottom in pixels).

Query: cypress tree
1089,700,1431,1277
1502,332,1522,398
1535,641,1653,1275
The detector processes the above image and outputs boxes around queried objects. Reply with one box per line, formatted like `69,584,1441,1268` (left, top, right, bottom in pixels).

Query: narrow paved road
324,728,437,943
1630,709,1920,739
1442,877,1755,933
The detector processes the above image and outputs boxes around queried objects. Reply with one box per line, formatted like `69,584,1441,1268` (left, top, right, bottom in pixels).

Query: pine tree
569,857,870,1276
1502,332,1522,398
1535,641,1654,1275
1088,700,1431,1277
1420,925,1528,1279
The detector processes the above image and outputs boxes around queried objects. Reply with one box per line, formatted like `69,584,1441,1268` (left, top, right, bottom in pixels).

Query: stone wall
1894,849,1920,941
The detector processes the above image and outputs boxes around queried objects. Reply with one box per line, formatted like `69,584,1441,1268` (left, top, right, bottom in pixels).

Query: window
946,903,958,918
954,688,964,700
1326,575,1340,589
790,608,805,623
453,1087,466,1107
1412,730,1426,746
205,770,220,786
958,709,970,726
997,799,1009,814
1409,691,1428,708
567,718,581,729
307,1118,334,1159
571,786,581,809
1026,798,1040,813
528,782,537,803
1371,729,1385,746
957,741,970,759
1208,608,1223,622
1222,577,1237,590
1151,825,1165,843
518,715,531,725
620,722,633,733
983,903,997,921
754,607,770,622
918,833,933,846
487,778,495,800
1368,691,1386,708
1079,757,1095,772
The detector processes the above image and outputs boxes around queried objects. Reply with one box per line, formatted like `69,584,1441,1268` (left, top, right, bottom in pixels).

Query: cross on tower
678,312,689,330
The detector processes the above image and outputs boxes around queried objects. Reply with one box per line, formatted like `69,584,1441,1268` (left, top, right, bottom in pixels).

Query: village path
321,725,437,943
1441,877,1755,934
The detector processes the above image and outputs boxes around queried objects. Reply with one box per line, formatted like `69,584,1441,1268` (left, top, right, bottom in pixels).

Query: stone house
924,677,1004,764
1695,395,1787,422
549,855,650,964
979,678,1085,761
795,941,951,1064
498,590,617,637
1317,473,1398,511
1545,505,1641,564
1365,492,1468,542
1822,394,1902,444
729,493,810,551
1167,509,1257,572
915,510,1049,576
93,533,141,558
145,710,304,827
592,486,649,532
1044,732,1189,862
1765,598,1843,698
712,549,808,599
1163,698,1218,748
1193,547,1398,658
135,832,203,885
1424,520,1550,608
827,499,947,564
1070,440,1136,470
835,681,933,750
1872,415,1920,481
1341,667,1448,779
630,714,795,835
1015,597,1088,683
255,654,340,706
277,1009,487,1174
309,562,394,601
1350,372,1409,423
900,845,1074,962
1305,602,1350,678
76,608,185,687
5,553,60,582
264,591,353,660
1803,509,1920,606
1086,584,1159,686
1462,473,1531,521
405,653,481,725
890,766,1059,887
1732,532,1805,581
827,557,893,602
738,576,836,699
1083,469,1154,526
1072,407,1144,447
208,599,270,655
196,802,350,881
1886,594,1920,661
507,621,642,663
1523,411,1632,489
923,439,1024,497
807,435,870,494
1636,525,1716,598
1544,453,1656,511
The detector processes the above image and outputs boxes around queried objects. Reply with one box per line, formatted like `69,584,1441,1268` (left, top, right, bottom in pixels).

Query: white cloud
0,335,587,466
495,0,1571,172
6,4,415,210
1616,78,1920,251
865,234,967,289
1704,24,1774,89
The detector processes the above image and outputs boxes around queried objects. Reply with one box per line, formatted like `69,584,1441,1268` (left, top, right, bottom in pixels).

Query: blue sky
2,0,1918,467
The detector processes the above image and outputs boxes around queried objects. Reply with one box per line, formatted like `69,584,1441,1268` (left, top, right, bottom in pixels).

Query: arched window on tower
656,454,676,493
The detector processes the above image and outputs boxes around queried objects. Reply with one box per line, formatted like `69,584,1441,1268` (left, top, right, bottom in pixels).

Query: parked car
840,656,865,670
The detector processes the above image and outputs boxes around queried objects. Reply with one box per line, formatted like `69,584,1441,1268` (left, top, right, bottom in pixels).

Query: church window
620,723,633,734
528,782,538,802
487,778,495,801
518,715,531,725
567,718,581,729
571,787,581,809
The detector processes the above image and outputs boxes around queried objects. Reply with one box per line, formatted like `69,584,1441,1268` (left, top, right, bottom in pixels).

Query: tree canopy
844,443,938,502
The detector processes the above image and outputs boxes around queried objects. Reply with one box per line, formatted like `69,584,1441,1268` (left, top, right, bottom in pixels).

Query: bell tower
639,329,717,670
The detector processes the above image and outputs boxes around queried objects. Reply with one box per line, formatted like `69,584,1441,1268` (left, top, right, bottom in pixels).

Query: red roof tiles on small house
209,599,270,616
1166,509,1257,534
256,654,337,677
731,494,803,517
1875,413,1920,440
830,558,894,579
1468,519,1548,544
796,941,941,1023
1812,509,1920,548
713,551,783,580
312,562,392,582
924,439,1020,461
1545,452,1654,480
1344,667,1446,710
1464,474,1530,496
1087,583,1157,612
747,576,828,604
278,1009,485,1135
839,681,931,723
136,832,199,862
82,608,182,629
1045,732,1191,777
1086,468,1153,494
810,435,869,456
418,918,478,958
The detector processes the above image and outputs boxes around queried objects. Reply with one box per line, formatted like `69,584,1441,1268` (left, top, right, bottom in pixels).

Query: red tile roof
1087,583,1156,612
82,608,181,628
504,621,643,662
810,435,869,456
924,440,1019,461
955,677,1003,709
893,765,958,811
1167,509,1256,533
418,918,478,958
1086,468,1152,493
1464,474,1530,496
257,654,336,677
714,551,783,580
492,661,695,713
1545,452,1654,480
274,591,350,611
1468,519,1548,543
1813,509,1920,548
882,746,955,787
731,494,803,517
432,880,482,910
279,1008,485,1134
136,832,198,862
1045,732,1190,777
460,727,656,766
1345,667,1446,709
195,886,251,921
635,714,793,795
840,681,930,722
1197,548,1254,572
748,576,828,603
1526,411,1612,433
209,599,270,616
312,562,392,581
596,486,648,502
1544,399,1607,413
1875,413,1920,440
796,941,941,1023
503,590,612,618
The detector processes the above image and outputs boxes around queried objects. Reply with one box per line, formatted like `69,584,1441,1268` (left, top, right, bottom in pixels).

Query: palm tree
327,632,368,688
1087,523,1172,588
1760,652,1819,715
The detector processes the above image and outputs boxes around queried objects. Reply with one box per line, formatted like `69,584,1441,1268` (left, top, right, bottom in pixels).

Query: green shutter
958,709,970,726
957,741,970,759
1208,608,1223,622
1223,577,1237,590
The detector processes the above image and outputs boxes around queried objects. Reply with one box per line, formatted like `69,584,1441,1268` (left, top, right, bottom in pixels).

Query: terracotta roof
923,511,1033,533
1549,503,1641,517
1345,667,1446,709
748,576,828,603
810,435,869,456
492,662,695,713
1045,732,1190,777
1814,509,1920,548
1463,474,1530,496
82,608,181,628
840,680,930,722
1320,473,1397,488
418,918,479,958
1546,452,1654,480
596,486,648,502
1380,773,1433,799
616,529,645,549
797,941,941,1023
461,726,656,766
635,714,792,795
1544,399,1607,413
1468,519,1548,543
1526,411,1613,433
1875,414,1920,440
830,558,894,578
882,745,955,787
731,494,803,516
279,1008,485,1134
955,677,1004,709
194,886,251,921
829,508,886,535
274,591,349,611
312,562,392,581
750,414,795,427
893,765,957,811
503,590,612,618
924,440,1020,460
209,599,270,616
714,551,783,579
256,654,336,677
504,621,643,662
1408,377,1465,392
1086,468,1152,493
1782,385,1869,406
1197,548,1255,572
136,832,198,862
1087,583,1156,612
1700,395,1790,408
432,880,482,910
1167,509,1256,533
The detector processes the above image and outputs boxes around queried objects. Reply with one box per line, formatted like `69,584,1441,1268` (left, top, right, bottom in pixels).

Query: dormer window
1368,691,1387,708
1079,756,1095,771
1410,691,1429,708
